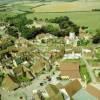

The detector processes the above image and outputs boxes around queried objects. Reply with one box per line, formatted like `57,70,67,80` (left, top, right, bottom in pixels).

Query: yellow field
32,1,100,12
33,2,79,12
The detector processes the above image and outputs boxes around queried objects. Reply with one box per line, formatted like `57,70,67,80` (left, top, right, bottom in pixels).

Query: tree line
5,15,80,39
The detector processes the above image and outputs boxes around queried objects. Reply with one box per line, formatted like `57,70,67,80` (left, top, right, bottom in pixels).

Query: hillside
0,0,77,4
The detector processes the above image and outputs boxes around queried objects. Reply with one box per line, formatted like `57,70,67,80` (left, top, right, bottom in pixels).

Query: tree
42,24,60,36
92,29,100,44
0,72,4,85
6,26,19,38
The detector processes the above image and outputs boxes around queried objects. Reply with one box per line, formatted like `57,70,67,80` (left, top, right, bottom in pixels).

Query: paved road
82,55,96,83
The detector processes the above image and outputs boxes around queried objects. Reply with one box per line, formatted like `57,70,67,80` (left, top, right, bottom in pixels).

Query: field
32,1,100,12
80,65,91,83
27,11,100,32
0,0,100,32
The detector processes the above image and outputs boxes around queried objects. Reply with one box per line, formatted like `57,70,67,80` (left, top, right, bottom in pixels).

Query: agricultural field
32,1,100,12
0,0,100,32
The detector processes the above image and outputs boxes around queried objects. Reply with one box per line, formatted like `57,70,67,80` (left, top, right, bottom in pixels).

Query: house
36,33,54,43
45,84,64,100
63,79,81,97
13,66,25,77
69,32,76,40
31,56,49,75
72,84,100,100
33,90,44,100
25,71,34,80
72,89,97,100
64,47,81,59
64,36,70,44
50,49,64,62
2,75,19,91
86,84,100,99
33,93,41,100
59,62,80,79
82,47,94,59
13,66,34,80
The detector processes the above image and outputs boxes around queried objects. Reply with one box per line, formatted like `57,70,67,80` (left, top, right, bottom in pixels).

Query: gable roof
31,57,46,74
13,66,29,75
33,93,41,100
56,83,63,89
46,84,59,97
50,92,64,100
2,75,19,91
72,89,97,100
13,66,23,74
46,84,64,100
25,71,34,80
64,79,81,97
86,84,100,99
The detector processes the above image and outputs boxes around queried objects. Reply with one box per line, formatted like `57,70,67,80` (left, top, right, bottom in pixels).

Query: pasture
0,0,100,32
32,1,100,12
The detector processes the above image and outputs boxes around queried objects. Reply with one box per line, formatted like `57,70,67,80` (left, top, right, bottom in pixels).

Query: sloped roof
2,75,19,91
72,89,97,100
64,79,81,97
50,92,64,100
86,84,100,99
25,71,33,80
46,84,64,100
61,70,80,78
13,66,24,75
56,83,63,89
60,62,80,71
31,57,46,74
33,93,41,100
13,66,29,75
59,62,80,78
46,84,59,97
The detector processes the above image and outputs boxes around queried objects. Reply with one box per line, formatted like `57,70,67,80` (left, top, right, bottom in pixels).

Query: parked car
40,82,44,86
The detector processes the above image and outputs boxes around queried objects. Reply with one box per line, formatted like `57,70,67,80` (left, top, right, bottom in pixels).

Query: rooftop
86,84,100,99
63,79,81,97
59,62,80,79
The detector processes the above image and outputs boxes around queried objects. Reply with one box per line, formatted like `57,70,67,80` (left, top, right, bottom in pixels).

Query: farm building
59,62,81,79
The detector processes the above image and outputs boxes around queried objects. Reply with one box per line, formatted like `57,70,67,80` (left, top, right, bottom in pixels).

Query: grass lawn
80,65,91,83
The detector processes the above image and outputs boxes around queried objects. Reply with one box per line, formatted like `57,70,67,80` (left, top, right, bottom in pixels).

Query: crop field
0,0,100,32
32,1,100,12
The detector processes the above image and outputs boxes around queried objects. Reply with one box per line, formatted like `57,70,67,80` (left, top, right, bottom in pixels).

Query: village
0,19,100,100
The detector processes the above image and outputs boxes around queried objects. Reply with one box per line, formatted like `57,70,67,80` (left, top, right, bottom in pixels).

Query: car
56,77,61,80
40,83,44,86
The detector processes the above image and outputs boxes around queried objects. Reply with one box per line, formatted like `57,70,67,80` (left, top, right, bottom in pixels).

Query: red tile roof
64,79,81,97
59,62,80,78
86,84,100,99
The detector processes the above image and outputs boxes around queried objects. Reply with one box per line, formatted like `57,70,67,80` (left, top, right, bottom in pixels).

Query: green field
27,11,100,32
80,65,91,83
0,0,100,33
